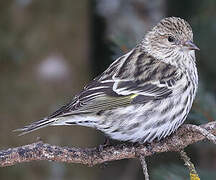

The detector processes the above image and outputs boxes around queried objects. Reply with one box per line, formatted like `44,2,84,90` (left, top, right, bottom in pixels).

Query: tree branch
0,122,216,168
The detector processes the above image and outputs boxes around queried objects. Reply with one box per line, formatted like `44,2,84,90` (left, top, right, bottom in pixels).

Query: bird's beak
183,40,200,51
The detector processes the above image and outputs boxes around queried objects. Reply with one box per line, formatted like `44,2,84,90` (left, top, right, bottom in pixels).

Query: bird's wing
48,48,182,118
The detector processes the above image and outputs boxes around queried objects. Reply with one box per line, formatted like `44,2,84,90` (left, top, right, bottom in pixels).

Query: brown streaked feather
47,47,182,119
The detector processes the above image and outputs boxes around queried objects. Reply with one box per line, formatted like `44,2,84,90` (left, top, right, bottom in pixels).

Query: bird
15,17,199,143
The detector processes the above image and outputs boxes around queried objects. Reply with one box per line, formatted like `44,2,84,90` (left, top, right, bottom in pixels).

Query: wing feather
48,47,182,119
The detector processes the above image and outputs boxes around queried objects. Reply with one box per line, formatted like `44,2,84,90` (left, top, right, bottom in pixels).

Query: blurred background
0,0,216,179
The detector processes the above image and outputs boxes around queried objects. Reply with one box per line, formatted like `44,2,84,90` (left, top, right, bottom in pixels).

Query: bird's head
142,17,199,67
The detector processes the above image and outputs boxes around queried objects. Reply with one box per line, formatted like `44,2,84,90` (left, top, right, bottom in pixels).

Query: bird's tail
13,118,56,136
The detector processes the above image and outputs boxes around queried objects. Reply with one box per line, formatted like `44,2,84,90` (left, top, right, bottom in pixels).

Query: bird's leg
96,137,112,168
98,136,112,152
132,141,152,151
103,137,111,146
145,142,154,154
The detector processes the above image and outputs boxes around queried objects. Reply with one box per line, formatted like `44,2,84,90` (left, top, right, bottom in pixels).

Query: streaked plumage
15,17,199,143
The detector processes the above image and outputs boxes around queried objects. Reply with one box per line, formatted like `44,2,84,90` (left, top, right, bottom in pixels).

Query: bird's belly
97,93,193,143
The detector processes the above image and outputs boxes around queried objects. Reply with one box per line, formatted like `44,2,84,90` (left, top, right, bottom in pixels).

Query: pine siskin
15,17,199,143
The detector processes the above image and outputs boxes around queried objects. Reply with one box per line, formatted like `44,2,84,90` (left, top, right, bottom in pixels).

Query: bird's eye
168,36,175,42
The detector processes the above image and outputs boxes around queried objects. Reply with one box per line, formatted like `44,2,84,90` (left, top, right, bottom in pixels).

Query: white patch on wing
87,86,109,90
100,79,114,83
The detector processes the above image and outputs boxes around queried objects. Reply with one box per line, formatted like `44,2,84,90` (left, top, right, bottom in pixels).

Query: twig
184,124,216,144
179,150,200,180
139,155,149,180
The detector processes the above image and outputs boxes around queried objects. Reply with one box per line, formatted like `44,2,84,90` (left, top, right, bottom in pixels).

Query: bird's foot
98,137,111,152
